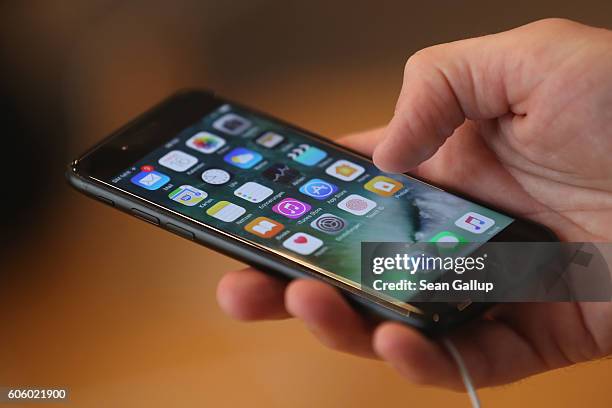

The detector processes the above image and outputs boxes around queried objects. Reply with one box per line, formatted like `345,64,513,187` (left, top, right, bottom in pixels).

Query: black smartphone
67,90,556,335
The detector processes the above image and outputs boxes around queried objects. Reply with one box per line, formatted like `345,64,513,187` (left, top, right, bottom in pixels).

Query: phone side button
96,196,115,206
130,208,160,225
165,223,195,240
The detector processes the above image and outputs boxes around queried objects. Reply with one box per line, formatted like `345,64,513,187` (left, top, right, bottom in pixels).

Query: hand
216,19,612,389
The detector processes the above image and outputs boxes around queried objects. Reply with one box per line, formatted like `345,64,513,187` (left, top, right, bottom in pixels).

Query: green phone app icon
429,231,467,250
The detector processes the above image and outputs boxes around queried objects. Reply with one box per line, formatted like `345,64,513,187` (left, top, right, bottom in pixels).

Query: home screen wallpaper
111,104,514,303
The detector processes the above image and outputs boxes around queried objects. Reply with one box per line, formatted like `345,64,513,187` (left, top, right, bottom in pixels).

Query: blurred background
1,1,611,407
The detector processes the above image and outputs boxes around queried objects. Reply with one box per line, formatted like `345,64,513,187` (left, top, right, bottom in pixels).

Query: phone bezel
68,89,557,335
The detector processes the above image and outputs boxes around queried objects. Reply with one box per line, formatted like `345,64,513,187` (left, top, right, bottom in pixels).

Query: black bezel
72,90,222,180
68,89,558,336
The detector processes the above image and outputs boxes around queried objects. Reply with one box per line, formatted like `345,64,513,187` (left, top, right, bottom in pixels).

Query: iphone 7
67,90,556,335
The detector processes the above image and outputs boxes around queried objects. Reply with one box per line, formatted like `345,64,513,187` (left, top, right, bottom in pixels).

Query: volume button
130,208,160,225
96,195,115,206
166,223,195,240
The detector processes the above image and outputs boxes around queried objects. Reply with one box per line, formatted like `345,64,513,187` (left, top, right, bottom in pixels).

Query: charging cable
442,338,481,408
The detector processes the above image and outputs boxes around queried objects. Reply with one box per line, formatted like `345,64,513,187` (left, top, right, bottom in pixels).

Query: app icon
454,212,495,234
223,147,263,169
130,170,170,190
206,201,246,222
234,182,274,203
310,213,347,235
168,185,207,206
262,163,301,184
201,168,231,185
299,178,338,200
158,150,198,172
244,217,284,238
287,144,327,166
186,132,226,154
212,113,252,135
256,131,285,148
282,232,323,255
364,176,404,196
272,197,312,219
337,194,377,216
325,159,365,181
429,231,467,250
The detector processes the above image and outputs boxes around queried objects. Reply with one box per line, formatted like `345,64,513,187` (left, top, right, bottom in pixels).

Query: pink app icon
272,197,312,219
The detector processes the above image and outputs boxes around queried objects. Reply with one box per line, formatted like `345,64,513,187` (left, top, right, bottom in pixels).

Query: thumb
372,18,579,173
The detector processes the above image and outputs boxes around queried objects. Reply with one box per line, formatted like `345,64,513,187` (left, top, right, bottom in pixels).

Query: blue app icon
287,144,327,166
299,178,339,200
130,170,170,190
223,147,263,169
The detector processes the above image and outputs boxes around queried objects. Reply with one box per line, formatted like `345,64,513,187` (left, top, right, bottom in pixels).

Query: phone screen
108,103,514,306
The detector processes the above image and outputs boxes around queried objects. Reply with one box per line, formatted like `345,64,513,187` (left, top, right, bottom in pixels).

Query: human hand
217,19,612,389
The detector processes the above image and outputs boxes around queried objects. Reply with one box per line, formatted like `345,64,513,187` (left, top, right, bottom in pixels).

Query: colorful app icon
244,217,284,238
130,170,170,190
364,176,404,196
186,132,226,154
234,182,274,203
299,178,338,200
287,144,327,166
310,213,347,235
206,201,246,222
201,168,231,185
325,159,365,181
213,113,252,135
168,185,207,206
272,197,312,219
429,231,467,250
282,232,323,255
158,150,198,172
256,131,285,148
223,147,263,169
337,194,377,216
454,212,495,234
263,163,301,184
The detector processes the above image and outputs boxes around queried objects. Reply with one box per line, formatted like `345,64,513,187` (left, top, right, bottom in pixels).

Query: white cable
442,338,481,408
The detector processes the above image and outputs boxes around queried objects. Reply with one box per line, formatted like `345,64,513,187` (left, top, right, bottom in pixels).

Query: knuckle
533,17,578,30
404,47,437,73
